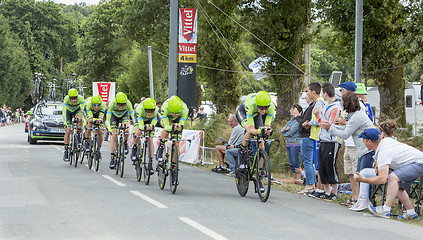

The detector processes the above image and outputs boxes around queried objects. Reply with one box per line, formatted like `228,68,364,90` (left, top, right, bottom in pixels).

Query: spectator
356,83,374,122
312,83,343,200
197,106,207,120
281,104,303,181
156,100,162,112
297,82,322,194
212,114,244,174
354,128,423,220
0,108,4,127
321,92,375,172
350,120,397,211
420,75,423,104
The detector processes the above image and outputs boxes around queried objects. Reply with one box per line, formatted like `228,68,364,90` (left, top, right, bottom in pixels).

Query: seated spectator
281,104,303,181
354,128,423,220
197,106,207,120
213,114,244,174
349,120,397,211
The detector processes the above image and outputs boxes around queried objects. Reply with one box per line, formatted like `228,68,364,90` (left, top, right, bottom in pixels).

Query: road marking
179,217,228,240
53,146,62,151
84,164,101,172
130,190,168,209
102,175,126,186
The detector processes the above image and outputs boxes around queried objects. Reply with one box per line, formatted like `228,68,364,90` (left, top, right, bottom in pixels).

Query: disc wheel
142,141,152,185
235,168,249,197
256,149,271,202
169,144,179,194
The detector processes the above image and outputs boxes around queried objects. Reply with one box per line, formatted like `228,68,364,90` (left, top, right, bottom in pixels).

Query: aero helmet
168,96,183,113
68,88,78,97
116,92,127,104
92,95,103,104
143,98,156,110
255,91,271,107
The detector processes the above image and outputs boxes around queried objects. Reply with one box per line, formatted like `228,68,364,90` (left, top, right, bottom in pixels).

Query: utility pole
168,0,178,97
148,46,154,99
355,0,363,83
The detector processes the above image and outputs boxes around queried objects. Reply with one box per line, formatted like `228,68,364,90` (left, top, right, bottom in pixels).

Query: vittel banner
178,8,197,110
92,82,116,104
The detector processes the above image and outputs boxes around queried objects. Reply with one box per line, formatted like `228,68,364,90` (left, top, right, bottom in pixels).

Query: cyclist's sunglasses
117,103,126,107
93,103,101,107
258,106,269,111
145,109,155,114
69,96,77,100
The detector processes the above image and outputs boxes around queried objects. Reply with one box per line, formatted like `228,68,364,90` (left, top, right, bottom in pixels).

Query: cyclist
106,92,135,169
156,96,188,169
235,91,275,190
62,88,85,162
131,98,161,175
83,95,106,161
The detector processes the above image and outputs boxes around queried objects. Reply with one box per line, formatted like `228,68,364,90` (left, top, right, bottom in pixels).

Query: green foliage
0,0,77,73
315,0,423,126
241,0,313,120
0,13,32,109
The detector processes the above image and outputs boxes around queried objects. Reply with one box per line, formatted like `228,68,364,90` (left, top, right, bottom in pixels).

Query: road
1,124,423,240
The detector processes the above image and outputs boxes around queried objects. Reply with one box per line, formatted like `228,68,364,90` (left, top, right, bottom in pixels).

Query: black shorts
109,112,130,131
64,108,83,128
235,103,266,129
318,142,340,184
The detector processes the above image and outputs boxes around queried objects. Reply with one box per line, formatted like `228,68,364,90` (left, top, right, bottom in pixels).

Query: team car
27,101,65,144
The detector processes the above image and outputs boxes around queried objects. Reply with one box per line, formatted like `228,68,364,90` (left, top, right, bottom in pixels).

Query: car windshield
38,106,62,116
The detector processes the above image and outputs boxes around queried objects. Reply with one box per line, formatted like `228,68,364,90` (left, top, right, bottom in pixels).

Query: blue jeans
286,145,301,173
357,151,375,172
358,168,377,199
313,140,320,170
225,148,239,171
301,137,316,186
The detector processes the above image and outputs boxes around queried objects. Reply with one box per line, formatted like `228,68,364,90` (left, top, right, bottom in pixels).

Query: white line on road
179,217,228,240
130,190,168,209
102,175,126,186
85,164,101,172
53,146,62,151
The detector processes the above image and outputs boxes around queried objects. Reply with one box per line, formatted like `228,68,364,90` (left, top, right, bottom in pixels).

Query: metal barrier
200,146,215,166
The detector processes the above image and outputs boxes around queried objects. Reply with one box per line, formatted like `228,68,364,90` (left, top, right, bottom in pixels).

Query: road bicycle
85,121,102,171
31,72,45,105
47,78,59,101
157,131,190,194
68,118,82,167
114,124,129,178
235,128,279,202
134,128,155,184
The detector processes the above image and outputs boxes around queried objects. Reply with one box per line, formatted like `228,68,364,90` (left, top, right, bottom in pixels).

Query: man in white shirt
354,128,423,219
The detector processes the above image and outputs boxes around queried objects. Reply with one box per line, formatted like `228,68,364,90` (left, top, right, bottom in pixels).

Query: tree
316,0,421,126
241,0,313,120
0,0,77,74
0,13,32,109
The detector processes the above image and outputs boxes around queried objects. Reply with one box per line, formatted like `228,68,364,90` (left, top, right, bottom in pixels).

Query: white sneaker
349,198,363,211
351,198,372,212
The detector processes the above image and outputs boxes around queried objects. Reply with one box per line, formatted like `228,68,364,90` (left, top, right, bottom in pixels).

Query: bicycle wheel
119,136,125,178
235,168,249,197
170,144,179,194
158,150,167,190
115,138,120,175
87,139,93,169
31,82,38,104
73,135,78,167
256,149,271,202
142,141,152,185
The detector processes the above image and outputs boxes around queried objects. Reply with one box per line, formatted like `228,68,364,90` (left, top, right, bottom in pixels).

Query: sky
44,0,100,5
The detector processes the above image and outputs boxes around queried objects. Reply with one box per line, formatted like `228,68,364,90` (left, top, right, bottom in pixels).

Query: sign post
177,8,198,109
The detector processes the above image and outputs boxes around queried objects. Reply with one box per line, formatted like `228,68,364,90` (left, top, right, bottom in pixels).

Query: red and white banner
92,82,116,103
179,8,198,44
